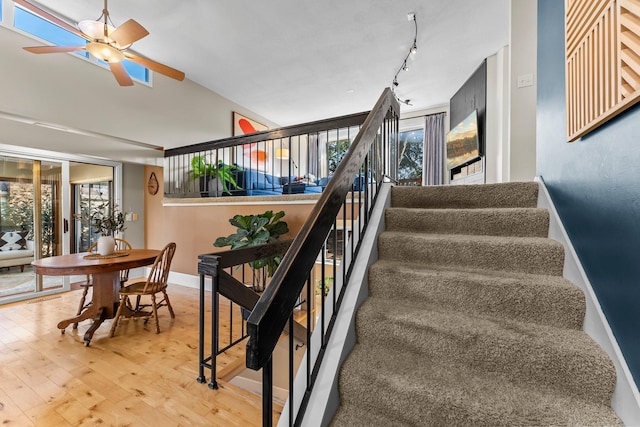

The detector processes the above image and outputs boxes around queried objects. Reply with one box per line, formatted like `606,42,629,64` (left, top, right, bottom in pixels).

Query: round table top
32,248,161,276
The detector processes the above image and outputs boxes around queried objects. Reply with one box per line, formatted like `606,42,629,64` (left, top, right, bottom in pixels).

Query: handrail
246,88,399,368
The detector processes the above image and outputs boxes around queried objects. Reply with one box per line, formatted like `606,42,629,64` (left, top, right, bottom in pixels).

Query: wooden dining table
32,248,161,346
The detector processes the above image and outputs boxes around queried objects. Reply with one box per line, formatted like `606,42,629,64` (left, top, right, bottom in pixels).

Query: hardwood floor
0,284,278,426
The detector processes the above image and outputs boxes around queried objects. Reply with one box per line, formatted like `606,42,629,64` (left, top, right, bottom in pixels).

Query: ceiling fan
18,0,185,86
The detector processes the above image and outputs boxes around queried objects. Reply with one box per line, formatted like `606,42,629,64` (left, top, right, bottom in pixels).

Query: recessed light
346,89,355,94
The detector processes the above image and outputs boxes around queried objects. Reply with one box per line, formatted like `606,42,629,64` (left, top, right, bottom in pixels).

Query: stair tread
380,230,562,245
337,343,621,426
368,260,585,329
355,297,615,403
385,207,550,237
390,182,539,209
370,259,576,287
378,231,565,276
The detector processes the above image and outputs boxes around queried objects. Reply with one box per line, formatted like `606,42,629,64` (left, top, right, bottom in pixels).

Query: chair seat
120,281,167,295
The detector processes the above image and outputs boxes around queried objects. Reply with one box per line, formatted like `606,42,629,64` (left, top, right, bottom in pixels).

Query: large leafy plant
214,210,289,290
190,156,240,195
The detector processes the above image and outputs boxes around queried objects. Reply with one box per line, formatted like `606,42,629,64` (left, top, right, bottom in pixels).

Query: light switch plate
517,73,534,88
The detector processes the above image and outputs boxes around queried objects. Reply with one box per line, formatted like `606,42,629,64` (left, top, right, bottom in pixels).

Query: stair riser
355,306,616,404
390,182,539,209
368,265,585,330
378,233,565,276
385,208,550,238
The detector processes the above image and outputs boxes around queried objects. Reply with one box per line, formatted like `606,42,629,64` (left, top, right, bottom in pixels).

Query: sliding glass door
0,156,69,300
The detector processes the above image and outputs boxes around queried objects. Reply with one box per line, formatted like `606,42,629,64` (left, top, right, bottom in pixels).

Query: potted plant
190,156,242,197
214,210,289,292
90,203,126,255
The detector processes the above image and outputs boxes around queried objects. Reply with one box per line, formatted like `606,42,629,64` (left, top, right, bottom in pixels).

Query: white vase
97,236,115,256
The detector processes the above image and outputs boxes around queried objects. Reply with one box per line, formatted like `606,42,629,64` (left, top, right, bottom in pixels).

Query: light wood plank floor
0,284,278,426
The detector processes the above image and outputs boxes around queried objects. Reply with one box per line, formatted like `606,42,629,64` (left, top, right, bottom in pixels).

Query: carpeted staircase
331,182,621,426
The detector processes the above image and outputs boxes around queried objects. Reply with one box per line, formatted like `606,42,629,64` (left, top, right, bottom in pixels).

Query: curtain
307,133,319,178
423,113,446,185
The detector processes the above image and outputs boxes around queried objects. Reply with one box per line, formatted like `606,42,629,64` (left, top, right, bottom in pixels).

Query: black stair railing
244,88,399,426
196,240,293,390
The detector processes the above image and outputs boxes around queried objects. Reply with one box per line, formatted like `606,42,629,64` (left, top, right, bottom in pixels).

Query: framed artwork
233,112,270,170
233,112,268,136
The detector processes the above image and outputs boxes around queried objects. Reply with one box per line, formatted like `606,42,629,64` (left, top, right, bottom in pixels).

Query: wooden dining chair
109,242,176,336
74,238,132,329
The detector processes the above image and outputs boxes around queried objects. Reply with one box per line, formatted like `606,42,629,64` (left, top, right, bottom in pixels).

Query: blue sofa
238,169,324,196
227,167,367,197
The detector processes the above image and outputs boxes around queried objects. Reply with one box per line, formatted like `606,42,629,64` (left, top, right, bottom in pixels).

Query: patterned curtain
424,113,446,185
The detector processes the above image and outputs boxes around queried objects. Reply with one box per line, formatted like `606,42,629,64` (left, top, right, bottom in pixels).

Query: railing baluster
289,313,294,427
263,356,273,427
210,271,219,390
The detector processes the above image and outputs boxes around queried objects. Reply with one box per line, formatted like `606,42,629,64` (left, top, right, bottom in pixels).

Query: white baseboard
536,176,640,425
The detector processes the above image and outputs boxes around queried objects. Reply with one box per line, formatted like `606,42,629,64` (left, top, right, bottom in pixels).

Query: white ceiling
0,0,510,163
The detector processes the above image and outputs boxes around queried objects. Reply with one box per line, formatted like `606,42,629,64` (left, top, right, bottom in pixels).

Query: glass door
0,156,69,301
73,181,112,253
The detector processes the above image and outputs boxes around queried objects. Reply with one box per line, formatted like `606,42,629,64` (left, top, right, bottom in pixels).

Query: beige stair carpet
331,182,621,426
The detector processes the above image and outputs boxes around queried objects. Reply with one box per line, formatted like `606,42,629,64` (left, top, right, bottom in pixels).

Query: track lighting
391,12,418,106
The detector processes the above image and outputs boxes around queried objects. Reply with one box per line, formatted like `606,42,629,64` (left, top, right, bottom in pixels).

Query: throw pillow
0,231,28,251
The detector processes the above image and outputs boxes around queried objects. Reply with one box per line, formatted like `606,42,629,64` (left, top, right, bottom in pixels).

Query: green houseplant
214,210,289,292
190,156,241,197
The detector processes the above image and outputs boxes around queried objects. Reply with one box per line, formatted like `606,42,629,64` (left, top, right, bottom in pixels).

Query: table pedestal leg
57,307,96,332
83,307,107,346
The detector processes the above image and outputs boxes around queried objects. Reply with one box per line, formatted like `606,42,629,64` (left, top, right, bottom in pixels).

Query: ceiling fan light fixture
78,20,111,41
78,20,131,49
86,41,124,63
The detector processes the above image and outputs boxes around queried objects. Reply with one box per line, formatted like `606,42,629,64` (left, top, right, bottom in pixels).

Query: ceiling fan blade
24,45,86,54
14,0,88,40
124,52,185,81
110,19,149,47
109,62,134,86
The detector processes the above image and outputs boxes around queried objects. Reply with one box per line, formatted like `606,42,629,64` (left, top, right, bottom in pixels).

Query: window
13,4,150,83
398,129,424,185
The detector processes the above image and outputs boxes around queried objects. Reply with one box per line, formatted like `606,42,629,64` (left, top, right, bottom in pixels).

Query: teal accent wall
537,0,640,384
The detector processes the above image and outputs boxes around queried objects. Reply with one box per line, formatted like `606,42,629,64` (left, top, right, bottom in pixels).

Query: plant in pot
90,203,126,256
190,156,242,197
214,210,289,293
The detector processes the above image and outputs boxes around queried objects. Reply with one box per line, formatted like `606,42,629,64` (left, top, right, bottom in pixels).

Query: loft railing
245,88,399,426
164,112,369,198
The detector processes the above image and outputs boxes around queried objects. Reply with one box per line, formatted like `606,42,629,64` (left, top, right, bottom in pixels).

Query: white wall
508,0,537,182
0,26,278,166
485,46,510,184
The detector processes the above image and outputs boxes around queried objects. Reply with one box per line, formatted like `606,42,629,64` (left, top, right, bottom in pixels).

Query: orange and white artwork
233,112,269,168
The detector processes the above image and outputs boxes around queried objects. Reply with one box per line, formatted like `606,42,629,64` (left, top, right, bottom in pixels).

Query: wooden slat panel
566,0,640,140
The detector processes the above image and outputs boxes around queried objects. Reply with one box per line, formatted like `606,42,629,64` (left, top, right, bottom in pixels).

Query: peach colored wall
144,166,315,275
